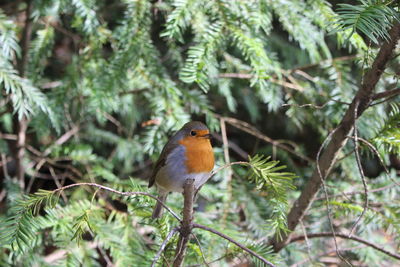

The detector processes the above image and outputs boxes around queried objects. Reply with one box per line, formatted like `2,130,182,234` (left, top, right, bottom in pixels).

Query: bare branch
44,242,98,263
315,127,349,263
191,233,210,267
220,118,233,221
349,101,369,237
315,183,397,201
371,88,400,101
288,232,400,260
0,133,17,140
219,73,305,91
193,223,276,267
43,125,79,156
53,183,181,221
219,116,313,162
211,133,248,160
290,245,367,267
151,227,179,267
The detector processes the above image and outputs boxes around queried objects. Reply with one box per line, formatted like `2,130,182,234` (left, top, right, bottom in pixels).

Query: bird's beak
201,133,212,139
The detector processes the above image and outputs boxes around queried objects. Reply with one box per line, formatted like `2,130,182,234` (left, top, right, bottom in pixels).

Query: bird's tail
152,192,168,219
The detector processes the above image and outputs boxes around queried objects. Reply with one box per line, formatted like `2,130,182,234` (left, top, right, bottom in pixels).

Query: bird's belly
156,168,210,193
155,145,211,192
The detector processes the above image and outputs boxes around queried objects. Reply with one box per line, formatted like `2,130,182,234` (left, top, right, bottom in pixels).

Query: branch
53,183,181,221
173,179,195,267
372,88,400,101
151,227,179,267
211,133,248,160
220,118,233,221
269,22,400,251
314,182,397,201
349,101,369,236
193,223,276,267
219,116,313,162
43,125,79,156
12,0,33,189
44,242,98,263
200,161,249,189
17,0,33,76
290,245,366,267
219,73,305,91
288,232,400,260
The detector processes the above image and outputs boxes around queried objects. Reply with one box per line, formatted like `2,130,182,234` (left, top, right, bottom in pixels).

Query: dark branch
372,88,400,101
288,232,400,260
193,223,276,267
13,0,33,189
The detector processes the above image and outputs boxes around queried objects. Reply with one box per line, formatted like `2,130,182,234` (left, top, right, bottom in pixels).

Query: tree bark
173,179,195,267
270,22,400,252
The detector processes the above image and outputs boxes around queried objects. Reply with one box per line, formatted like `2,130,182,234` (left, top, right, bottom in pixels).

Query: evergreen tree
0,0,399,266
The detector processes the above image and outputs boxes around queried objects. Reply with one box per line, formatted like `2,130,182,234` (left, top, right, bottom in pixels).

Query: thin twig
191,233,210,267
219,116,313,162
44,242,98,263
218,73,305,91
49,167,68,203
151,227,179,267
290,245,367,267
193,223,276,267
200,161,249,190
288,232,400,260
220,118,233,223
1,154,10,179
291,55,360,72
351,136,389,174
299,221,313,265
97,245,114,267
211,133,248,160
315,127,348,263
0,189,6,203
53,183,181,221
315,183,397,201
349,101,369,237
281,102,329,109
43,125,79,156
187,255,228,267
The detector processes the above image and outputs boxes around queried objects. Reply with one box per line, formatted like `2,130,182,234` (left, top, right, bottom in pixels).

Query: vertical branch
17,0,33,76
13,0,33,189
220,118,233,222
173,179,195,267
15,119,28,189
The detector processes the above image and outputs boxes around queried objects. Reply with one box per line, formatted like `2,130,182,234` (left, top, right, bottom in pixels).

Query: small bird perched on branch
148,121,215,218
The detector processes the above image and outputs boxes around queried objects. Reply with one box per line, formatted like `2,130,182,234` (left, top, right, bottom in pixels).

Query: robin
148,121,215,218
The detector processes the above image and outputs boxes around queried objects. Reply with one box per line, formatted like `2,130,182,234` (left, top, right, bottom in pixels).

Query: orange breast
179,136,214,173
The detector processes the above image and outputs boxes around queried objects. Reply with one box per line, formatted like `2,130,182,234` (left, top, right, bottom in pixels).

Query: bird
148,121,215,219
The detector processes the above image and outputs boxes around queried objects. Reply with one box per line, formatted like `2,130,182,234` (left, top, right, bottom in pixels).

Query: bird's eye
190,131,196,136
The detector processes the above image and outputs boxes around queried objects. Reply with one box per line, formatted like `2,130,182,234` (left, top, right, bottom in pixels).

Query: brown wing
148,141,179,188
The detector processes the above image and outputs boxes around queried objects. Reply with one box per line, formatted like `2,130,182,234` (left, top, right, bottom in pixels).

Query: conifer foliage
0,0,399,266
